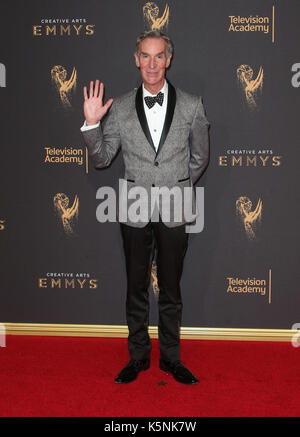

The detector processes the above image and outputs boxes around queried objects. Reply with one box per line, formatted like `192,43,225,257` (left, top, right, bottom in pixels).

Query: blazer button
154,161,159,167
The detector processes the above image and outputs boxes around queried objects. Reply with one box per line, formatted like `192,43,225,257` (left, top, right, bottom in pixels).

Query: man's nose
149,57,156,69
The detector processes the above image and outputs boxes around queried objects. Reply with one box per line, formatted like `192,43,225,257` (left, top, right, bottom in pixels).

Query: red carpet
0,335,299,417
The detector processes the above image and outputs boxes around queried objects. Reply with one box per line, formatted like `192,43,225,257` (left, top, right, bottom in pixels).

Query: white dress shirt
142,79,168,150
80,80,168,151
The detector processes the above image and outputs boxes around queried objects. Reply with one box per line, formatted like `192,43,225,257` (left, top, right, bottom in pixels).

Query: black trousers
120,218,189,363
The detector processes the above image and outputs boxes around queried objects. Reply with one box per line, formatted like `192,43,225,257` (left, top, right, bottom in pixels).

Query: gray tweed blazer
81,80,210,228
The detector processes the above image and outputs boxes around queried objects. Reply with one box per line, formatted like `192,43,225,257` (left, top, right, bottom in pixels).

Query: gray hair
135,30,174,57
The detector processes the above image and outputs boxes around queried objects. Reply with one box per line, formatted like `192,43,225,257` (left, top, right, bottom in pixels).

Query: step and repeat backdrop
0,0,299,330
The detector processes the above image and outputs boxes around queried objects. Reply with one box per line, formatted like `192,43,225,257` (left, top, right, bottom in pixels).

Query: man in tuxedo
81,30,209,384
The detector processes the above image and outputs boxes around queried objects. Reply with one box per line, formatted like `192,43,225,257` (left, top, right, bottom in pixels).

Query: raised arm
83,79,113,125
81,80,121,168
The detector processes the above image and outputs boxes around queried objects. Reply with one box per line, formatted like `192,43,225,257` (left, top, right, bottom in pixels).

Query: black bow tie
144,91,164,109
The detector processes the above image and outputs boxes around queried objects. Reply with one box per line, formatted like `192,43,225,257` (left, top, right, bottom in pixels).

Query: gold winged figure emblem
143,2,169,30
237,65,263,108
51,65,77,108
236,196,262,239
54,193,79,235
150,259,159,297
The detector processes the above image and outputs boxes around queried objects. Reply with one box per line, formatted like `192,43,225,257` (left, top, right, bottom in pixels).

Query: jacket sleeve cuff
80,120,100,132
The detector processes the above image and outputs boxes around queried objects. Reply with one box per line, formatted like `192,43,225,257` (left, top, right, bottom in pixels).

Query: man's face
134,37,172,92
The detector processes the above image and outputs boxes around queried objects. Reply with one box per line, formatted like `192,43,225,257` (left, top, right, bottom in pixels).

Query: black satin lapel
156,81,177,157
135,85,156,153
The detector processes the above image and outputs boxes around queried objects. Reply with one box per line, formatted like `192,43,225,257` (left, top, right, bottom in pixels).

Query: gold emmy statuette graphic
54,193,79,235
237,64,263,109
143,2,169,30
236,196,262,240
150,259,159,297
51,65,77,108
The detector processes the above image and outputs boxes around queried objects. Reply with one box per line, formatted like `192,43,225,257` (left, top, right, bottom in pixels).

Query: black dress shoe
159,359,199,385
115,359,150,383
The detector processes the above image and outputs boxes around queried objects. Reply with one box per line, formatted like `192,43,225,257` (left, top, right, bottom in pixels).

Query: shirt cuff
80,120,100,132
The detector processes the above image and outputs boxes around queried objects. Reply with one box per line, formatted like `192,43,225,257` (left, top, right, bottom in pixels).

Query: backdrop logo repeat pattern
227,7,276,43
237,64,264,110
38,273,98,290
228,15,270,34
218,150,281,167
2,0,299,330
53,193,79,235
43,146,84,167
150,260,159,298
33,18,95,37
226,270,272,303
236,196,263,240
143,2,170,30
51,65,77,109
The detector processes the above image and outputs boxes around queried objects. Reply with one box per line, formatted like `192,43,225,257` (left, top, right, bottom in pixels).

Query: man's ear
166,54,172,69
134,52,140,68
